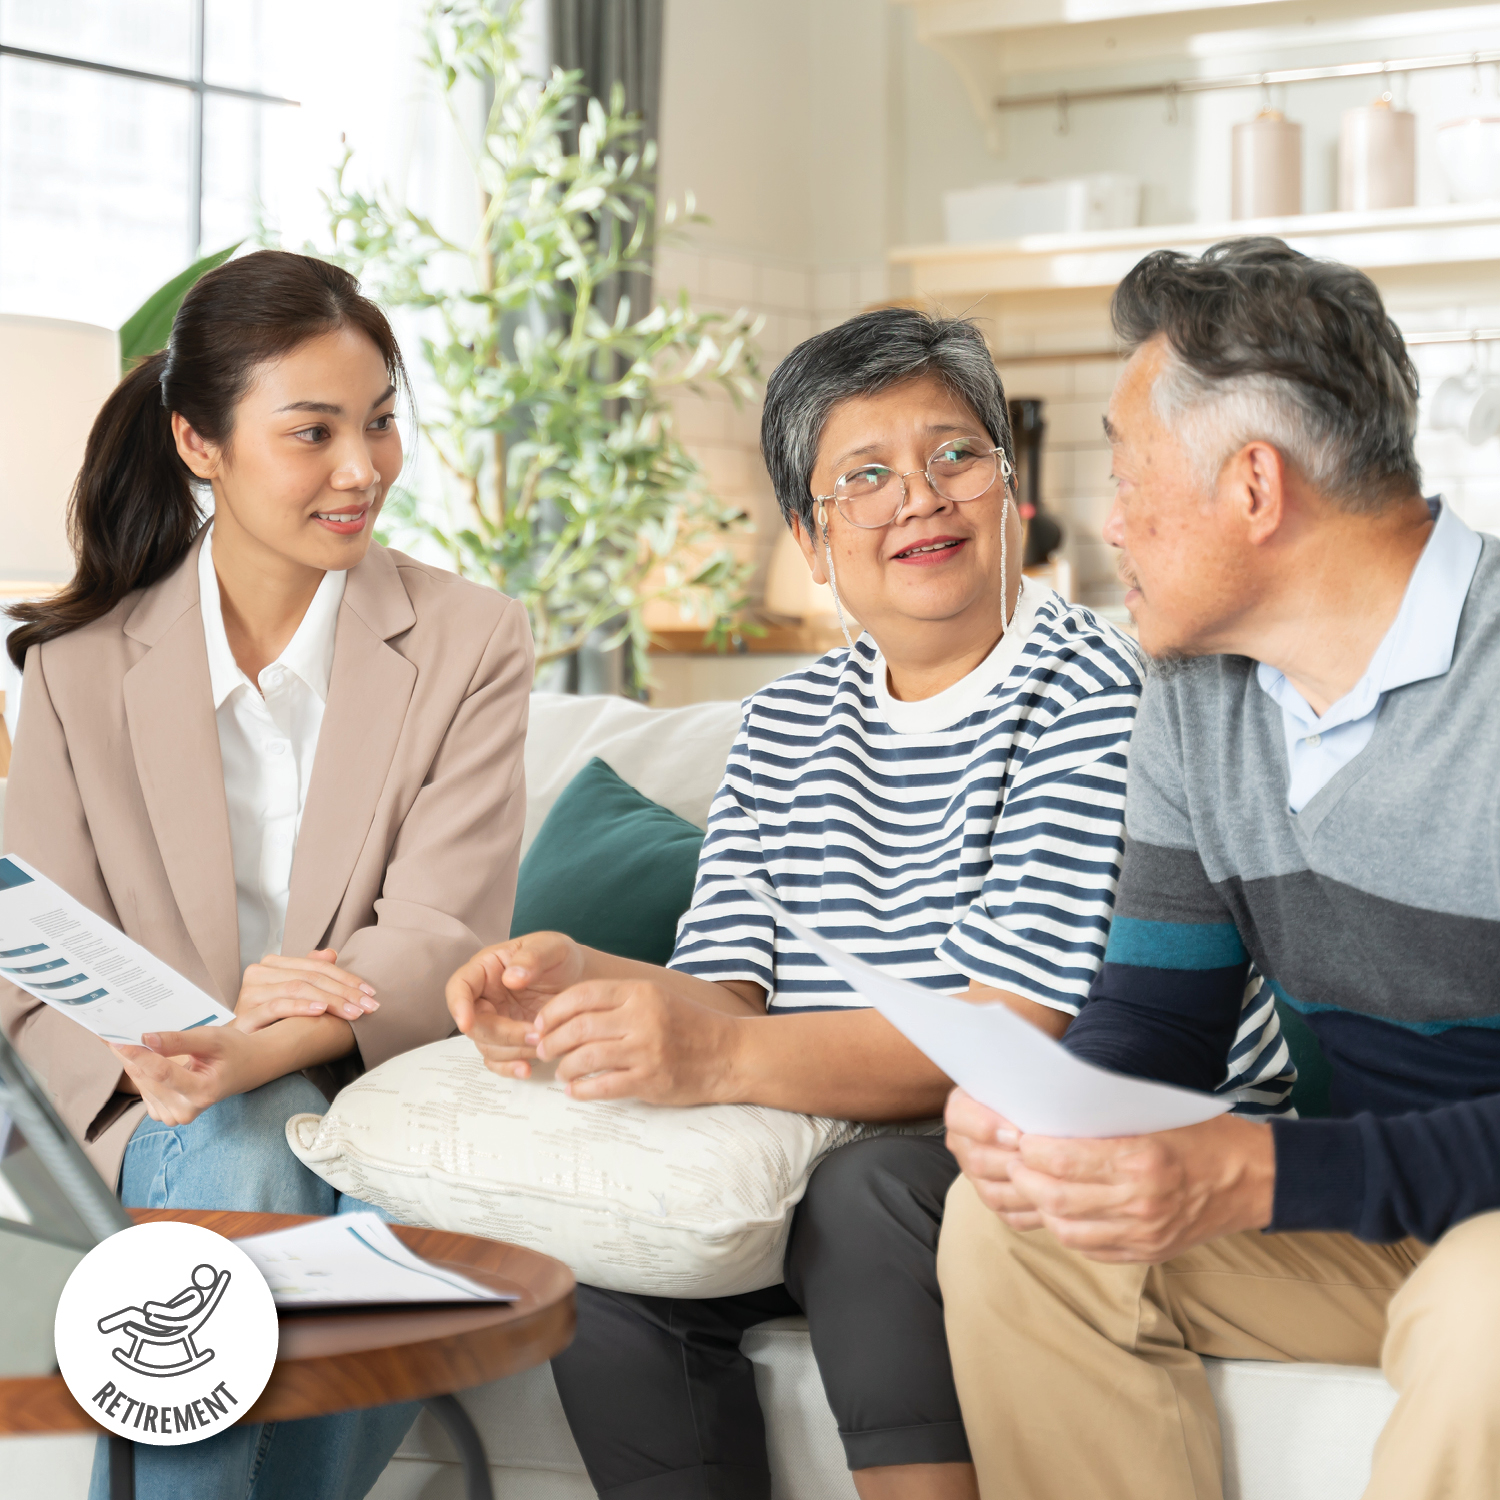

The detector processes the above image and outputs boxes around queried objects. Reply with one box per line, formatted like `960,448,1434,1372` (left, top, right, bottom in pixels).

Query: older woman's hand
447,932,589,1078
532,979,740,1106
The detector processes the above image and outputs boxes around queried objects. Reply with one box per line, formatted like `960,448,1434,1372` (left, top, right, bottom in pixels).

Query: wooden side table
0,1208,576,1500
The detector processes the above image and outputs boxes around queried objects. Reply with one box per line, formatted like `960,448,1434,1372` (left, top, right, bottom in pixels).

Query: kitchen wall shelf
894,0,1494,131
987,46,1500,113
894,0,1482,84
889,201,1500,300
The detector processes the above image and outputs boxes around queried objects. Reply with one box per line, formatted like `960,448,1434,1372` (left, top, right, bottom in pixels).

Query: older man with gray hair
939,236,1500,1499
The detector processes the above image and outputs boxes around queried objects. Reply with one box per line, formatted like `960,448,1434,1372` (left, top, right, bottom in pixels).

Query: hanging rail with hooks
1405,329,1500,346
991,330,1500,367
994,46,1500,116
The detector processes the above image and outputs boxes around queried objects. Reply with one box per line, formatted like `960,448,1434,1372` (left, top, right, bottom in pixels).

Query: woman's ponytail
6,350,200,668
5,250,405,670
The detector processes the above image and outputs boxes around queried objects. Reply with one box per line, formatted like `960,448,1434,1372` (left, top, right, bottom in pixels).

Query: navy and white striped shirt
669,583,1294,1112
670,583,1137,1014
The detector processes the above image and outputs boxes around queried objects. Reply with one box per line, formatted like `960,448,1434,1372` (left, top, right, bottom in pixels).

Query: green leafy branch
318,0,762,672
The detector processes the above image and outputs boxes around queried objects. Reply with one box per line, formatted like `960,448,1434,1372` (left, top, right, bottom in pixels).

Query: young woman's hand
232,948,379,1033
446,933,588,1079
531,979,740,1106
111,1026,276,1127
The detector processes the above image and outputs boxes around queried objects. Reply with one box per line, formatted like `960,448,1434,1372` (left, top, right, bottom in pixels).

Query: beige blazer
1,534,532,1185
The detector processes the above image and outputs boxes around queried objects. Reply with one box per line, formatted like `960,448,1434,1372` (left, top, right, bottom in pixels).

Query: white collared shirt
198,528,346,976
1257,497,1482,813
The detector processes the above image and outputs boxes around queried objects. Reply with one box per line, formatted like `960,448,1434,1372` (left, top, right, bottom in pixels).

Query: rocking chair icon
97,1263,231,1378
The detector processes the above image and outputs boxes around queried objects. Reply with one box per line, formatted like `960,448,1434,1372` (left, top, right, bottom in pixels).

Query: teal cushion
510,756,705,966
1275,998,1333,1118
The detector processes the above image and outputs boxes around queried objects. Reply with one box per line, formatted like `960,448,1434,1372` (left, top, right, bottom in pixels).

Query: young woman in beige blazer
2,251,532,1500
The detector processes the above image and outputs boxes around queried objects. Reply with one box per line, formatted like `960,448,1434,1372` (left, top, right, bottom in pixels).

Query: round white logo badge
54,1221,279,1446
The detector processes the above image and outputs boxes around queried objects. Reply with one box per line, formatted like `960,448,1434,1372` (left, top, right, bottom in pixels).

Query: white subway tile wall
654,248,887,602
1404,298,1500,539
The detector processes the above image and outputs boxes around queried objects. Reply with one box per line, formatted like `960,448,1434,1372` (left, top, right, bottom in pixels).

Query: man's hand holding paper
736,879,1274,1264
942,1091,1039,1228
944,1087,1276,1263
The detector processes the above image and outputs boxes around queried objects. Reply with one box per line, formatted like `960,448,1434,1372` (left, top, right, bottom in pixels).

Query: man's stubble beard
1142,646,1205,679
1126,600,1209,677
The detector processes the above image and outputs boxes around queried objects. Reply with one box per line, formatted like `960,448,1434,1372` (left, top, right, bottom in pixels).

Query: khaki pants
937,1174,1500,1499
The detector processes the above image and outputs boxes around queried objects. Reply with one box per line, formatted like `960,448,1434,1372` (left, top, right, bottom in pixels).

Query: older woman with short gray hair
449,308,1290,1500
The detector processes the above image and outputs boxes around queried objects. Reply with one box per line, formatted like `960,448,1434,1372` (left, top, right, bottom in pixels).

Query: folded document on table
739,880,1228,1139
236,1212,516,1309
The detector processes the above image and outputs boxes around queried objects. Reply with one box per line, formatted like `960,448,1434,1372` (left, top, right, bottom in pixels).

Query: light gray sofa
0,694,1400,1497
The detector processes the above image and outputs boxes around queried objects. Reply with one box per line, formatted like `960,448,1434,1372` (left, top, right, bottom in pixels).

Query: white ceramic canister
1232,110,1303,219
1430,371,1500,445
1339,96,1416,211
1436,94,1500,203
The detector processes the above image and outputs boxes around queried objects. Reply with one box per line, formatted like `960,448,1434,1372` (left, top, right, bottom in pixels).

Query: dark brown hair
6,250,406,669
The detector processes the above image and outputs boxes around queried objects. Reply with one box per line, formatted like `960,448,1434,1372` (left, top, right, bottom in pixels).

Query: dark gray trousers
550,1134,969,1500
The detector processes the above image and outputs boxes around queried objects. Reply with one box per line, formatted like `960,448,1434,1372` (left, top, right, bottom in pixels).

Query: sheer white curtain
268,0,549,263
0,0,548,327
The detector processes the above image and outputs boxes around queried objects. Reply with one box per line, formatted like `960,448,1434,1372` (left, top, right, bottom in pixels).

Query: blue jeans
88,1074,419,1500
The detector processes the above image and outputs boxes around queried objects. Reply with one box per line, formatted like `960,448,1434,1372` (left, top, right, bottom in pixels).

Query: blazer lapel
122,538,242,1005
282,545,417,957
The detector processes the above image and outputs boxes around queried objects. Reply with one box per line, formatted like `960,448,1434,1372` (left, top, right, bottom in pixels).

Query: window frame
0,0,299,257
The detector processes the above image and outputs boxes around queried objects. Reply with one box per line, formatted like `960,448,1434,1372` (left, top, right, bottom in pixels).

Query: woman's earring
818,502,855,651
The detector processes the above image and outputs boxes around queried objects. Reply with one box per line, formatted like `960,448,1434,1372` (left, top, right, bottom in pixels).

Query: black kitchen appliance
1007,398,1063,568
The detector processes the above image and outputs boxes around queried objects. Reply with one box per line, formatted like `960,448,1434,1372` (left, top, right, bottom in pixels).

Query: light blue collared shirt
1257,497,1482,814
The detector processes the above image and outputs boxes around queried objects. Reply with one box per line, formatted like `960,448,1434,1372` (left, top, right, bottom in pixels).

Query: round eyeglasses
813,438,1014,530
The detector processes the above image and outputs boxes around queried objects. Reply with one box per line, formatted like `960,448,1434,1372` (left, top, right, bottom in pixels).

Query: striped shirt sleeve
938,676,1138,1014
667,710,776,996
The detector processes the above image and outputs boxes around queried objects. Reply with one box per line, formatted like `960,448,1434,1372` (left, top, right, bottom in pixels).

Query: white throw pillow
286,1037,878,1297
521,693,743,856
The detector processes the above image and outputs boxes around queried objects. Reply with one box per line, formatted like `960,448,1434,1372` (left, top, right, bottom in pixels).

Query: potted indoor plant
320,0,762,684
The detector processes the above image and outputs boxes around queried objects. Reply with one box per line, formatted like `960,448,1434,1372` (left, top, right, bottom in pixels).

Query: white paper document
740,881,1228,1138
0,855,234,1045
236,1212,516,1308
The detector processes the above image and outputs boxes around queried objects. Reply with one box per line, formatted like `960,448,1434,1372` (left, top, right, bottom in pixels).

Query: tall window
0,0,299,329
